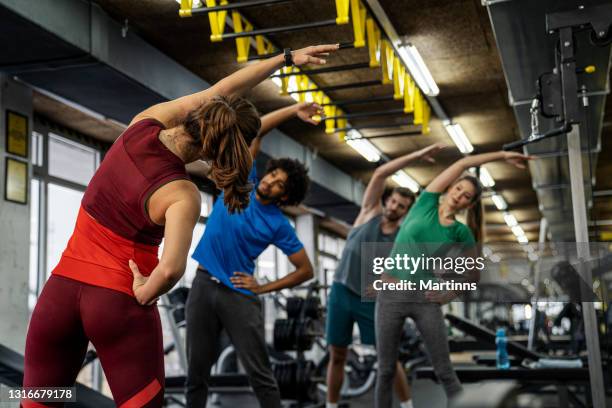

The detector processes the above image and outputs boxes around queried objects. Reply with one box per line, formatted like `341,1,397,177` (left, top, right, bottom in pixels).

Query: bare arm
250,102,321,157
130,189,201,305
130,44,339,128
426,151,534,193
353,143,444,227
230,248,314,294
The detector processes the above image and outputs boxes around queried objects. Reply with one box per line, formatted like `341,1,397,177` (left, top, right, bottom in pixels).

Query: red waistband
52,207,159,297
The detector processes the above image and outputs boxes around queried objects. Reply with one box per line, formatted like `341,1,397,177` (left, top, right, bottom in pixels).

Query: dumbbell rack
273,283,327,407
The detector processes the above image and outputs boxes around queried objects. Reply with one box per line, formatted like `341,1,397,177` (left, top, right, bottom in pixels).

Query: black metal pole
325,108,407,120
502,124,572,150
291,80,383,94
248,52,282,61
270,62,371,77
321,95,396,106
334,123,414,132
221,19,337,40
190,0,296,14
338,42,355,50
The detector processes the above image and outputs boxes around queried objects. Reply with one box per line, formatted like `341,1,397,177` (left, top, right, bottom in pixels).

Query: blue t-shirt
191,165,304,295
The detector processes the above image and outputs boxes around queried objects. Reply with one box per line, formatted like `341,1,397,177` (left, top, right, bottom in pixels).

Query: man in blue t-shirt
185,102,320,408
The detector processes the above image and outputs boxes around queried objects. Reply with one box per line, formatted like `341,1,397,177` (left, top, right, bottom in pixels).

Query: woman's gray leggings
374,292,462,407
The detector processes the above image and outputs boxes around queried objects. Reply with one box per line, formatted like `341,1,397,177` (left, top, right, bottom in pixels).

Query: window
48,133,99,186
181,222,206,286
317,231,346,297
28,179,40,311
46,184,84,276
256,246,277,282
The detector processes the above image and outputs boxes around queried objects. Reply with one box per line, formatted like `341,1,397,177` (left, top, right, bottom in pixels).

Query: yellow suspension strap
403,73,415,113
335,0,350,24
313,91,325,105
256,35,274,56
297,75,311,103
366,17,381,67
336,116,347,141
380,40,393,84
279,66,293,96
350,0,367,47
324,99,337,134
392,56,405,100
232,11,253,62
206,0,228,41
179,0,193,17
413,90,423,126
421,101,431,134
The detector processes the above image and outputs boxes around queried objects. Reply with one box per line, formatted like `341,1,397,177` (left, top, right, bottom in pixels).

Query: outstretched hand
413,142,446,163
502,151,535,169
296,102,322,125
292,44,340,66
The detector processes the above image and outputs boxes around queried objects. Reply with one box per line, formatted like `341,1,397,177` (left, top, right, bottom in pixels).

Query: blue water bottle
496,328,510,370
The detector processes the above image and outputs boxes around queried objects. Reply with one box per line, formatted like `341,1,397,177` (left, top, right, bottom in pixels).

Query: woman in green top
374,150,532,407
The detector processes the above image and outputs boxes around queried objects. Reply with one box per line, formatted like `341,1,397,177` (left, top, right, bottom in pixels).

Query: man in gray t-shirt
324,144,442,408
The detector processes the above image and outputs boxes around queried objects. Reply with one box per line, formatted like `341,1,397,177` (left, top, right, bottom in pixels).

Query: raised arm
426,151,534,193
129,183,201,305
250,102,321,158
130,44,339,128
352,143,444,227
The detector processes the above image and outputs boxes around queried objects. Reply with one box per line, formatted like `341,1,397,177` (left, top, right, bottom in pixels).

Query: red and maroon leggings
22,275,164,408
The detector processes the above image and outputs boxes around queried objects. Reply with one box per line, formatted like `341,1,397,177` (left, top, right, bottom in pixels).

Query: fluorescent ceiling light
397,44,439,96
287,76,300,101
443,123,473,154
504,212,518,228
345,130,381,162
512,226,525,237
491,194,507,211
391,170,420,193
271,70,282,88
489,253,501,263
517,235,529,244
512,225,525,237
479,167,495,188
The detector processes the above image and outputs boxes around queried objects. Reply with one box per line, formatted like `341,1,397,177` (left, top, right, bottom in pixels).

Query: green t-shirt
388,191,476,282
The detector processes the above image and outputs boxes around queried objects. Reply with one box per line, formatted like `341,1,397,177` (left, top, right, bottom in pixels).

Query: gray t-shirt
333,214,397,294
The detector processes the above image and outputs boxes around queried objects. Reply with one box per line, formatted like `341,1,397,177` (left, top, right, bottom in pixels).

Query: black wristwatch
283,48,294,67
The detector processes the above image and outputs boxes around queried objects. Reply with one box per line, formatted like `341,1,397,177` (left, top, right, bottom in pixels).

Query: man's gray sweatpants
374,290,462,408
185,270,281,408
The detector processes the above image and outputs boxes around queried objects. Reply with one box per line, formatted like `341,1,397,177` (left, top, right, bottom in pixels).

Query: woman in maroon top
22,44,338,408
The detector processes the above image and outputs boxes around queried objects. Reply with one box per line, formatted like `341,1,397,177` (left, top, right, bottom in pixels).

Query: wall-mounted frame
5,157,28,205
6,110,29,158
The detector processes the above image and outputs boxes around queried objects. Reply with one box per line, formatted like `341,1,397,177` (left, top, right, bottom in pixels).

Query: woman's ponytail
183,95,261,212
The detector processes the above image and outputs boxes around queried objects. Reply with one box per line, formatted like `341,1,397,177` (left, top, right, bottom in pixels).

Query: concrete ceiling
37,0,611,243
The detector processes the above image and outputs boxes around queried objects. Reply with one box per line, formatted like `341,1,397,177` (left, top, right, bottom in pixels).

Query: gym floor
192,379,445,408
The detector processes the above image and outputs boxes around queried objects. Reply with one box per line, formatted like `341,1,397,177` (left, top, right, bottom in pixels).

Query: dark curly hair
264,158,310,206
